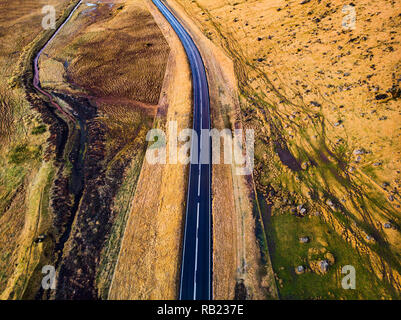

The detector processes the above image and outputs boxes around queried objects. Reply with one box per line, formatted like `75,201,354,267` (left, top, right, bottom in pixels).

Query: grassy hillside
0,0,74,298
174,0,401,299
0,0,170,299
33,0,170,299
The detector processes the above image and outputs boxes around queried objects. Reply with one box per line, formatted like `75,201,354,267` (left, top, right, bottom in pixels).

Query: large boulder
295,265,305,274
299,236,310,243
319,260,330,273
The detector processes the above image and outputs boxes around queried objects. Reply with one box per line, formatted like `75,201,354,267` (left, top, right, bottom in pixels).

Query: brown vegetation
41,0,170,105
32,0,171,299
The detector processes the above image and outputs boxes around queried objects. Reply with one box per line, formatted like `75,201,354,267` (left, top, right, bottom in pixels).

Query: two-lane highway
152,0,212,300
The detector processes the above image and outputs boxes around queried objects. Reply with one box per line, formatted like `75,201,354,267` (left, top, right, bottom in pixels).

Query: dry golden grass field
172,0,401,298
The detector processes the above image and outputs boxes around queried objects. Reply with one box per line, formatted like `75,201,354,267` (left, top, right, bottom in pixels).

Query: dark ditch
23,0,126,299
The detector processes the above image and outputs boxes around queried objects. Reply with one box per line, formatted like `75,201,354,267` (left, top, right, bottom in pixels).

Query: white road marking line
157,0,211,299
198,170,201,196
199,128,202,165
194,202,200,299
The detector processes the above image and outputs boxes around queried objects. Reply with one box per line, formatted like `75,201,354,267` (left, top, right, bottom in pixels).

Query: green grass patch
266,211,396,299
8,144,42,165
31,125,47,135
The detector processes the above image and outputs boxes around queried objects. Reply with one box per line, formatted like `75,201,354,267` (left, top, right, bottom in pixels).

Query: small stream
33,1,82,121
32,0,87,294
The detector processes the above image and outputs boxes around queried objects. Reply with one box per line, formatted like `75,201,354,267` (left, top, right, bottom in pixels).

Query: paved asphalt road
152,0,212,300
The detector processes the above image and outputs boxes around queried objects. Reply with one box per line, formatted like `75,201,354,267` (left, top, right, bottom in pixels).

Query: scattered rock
319,260,330,273
299,236,310,243
310,101,321,107
353,149,365,155
301,162,309,170
34,234,46,244
366,235,375,242
308,248,335,275
295,265,305,274
326,198,337,210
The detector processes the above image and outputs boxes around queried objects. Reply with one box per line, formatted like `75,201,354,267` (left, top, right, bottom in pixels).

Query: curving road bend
152,0,212,300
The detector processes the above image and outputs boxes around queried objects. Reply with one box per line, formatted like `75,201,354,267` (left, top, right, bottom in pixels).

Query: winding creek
32,0,89,298
33,0,82,121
